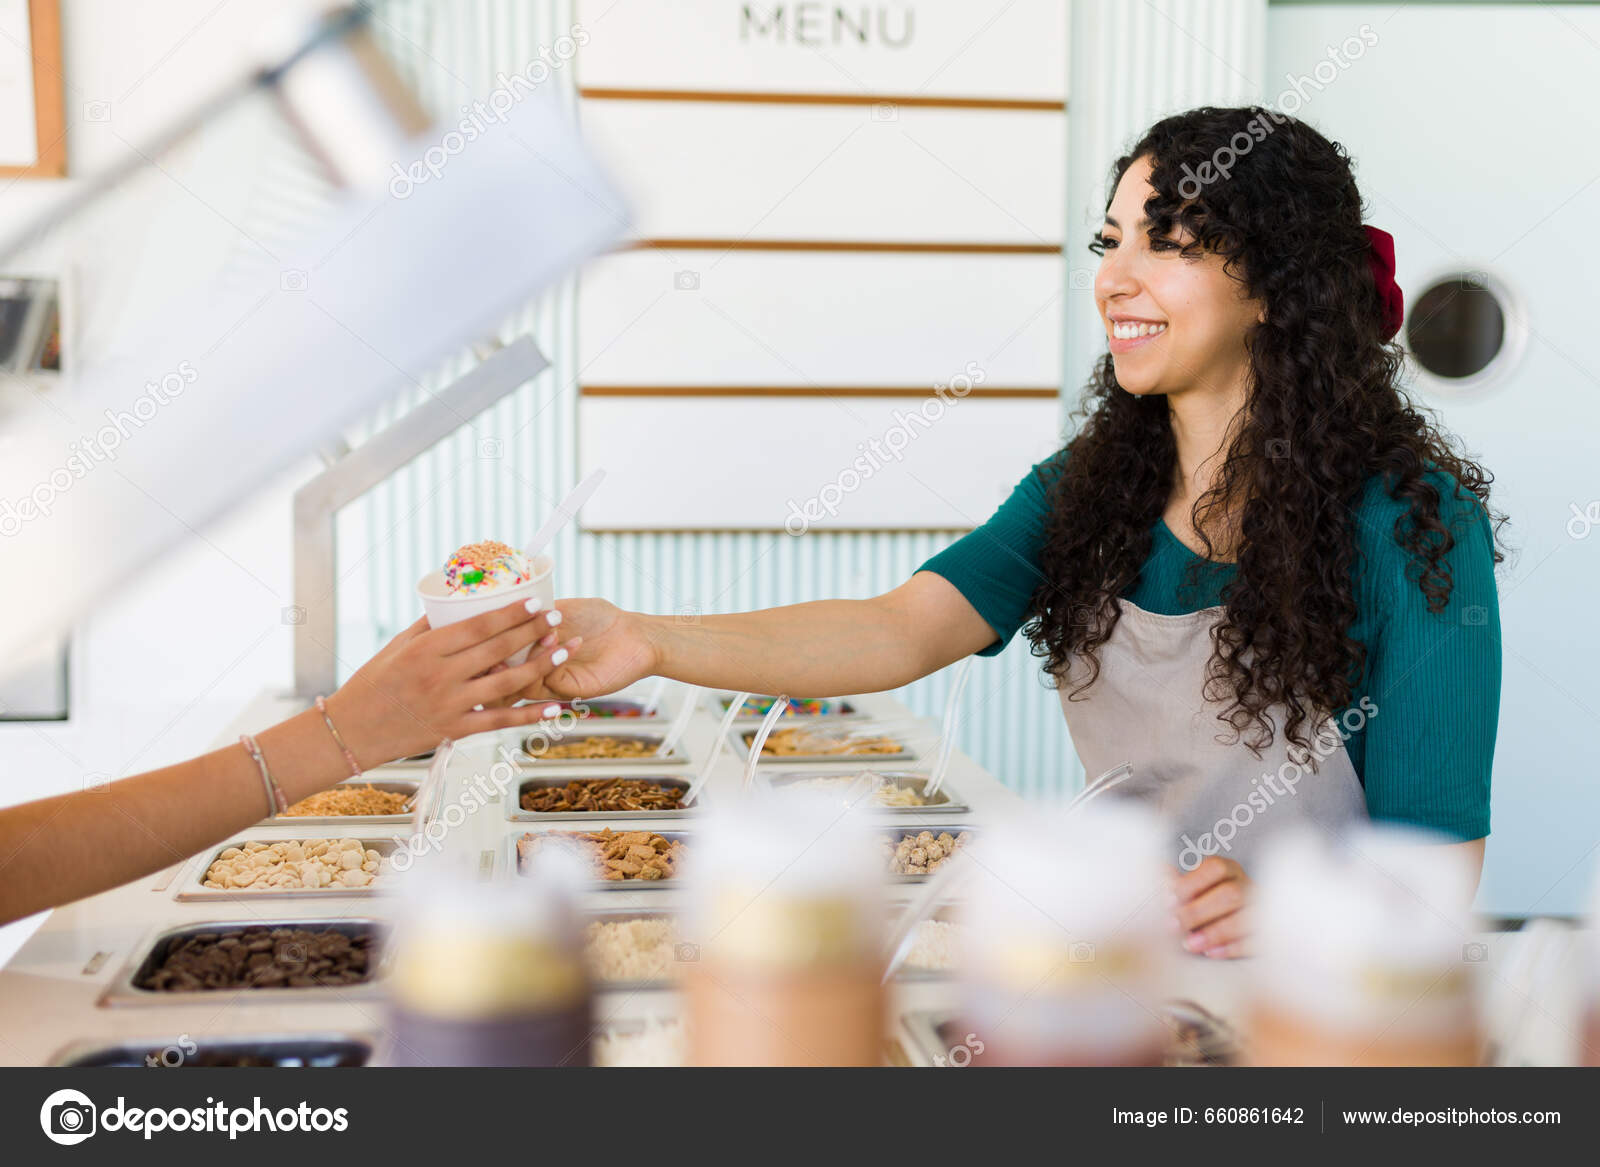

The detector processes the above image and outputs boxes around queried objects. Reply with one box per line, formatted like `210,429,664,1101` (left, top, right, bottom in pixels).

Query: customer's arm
0,600,567,926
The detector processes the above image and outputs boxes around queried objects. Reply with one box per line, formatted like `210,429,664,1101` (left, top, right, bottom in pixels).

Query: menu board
575,0,1066,99
574,0,1067,531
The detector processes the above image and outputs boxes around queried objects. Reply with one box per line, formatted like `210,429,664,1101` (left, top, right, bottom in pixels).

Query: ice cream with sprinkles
443,540,535,594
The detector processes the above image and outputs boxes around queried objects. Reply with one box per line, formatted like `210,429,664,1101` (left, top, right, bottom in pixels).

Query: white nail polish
542,703,561,719
523,598,541,614
551,648,568,666
546,610,562,626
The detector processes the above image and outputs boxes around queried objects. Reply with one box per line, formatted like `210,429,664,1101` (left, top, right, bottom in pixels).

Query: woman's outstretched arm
518,572,1000,702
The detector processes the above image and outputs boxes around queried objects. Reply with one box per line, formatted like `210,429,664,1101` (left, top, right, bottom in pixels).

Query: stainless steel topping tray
581,907,684,991
877,825,978,884
174,836,400,902
900,1003,1240,1066
98,917,389,1007
509,775,702,822
1163,999,1242,1066
760,769,968,815
707,691,862,722
540,697,666,723
52,1033,375,1067
900,1009,972,1066
887,904,963,981
261,777,439,827
507,828,690,891
582,903,960,988
515,730,690,768
729,728,918,765
590,1008,686,1067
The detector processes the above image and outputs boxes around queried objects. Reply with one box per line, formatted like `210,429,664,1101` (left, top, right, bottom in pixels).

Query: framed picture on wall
0,275,60,372
0,0,64,178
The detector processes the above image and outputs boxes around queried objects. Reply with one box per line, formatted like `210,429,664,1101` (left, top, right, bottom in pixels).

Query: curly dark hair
1024,106,1505,756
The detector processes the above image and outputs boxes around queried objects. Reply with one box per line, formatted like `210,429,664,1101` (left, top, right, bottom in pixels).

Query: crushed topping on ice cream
443,540,535,594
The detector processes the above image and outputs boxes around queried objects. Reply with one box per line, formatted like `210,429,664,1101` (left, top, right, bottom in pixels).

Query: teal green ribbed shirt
916,458,1499,840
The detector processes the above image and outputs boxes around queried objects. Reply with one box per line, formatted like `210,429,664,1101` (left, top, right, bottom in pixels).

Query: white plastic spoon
654,683,701,757
639,675,667,718
523,468,606,561
921,657,973,804
741,696,790,793
407,739,455,831
681,690,748,807
1067,760,1134,811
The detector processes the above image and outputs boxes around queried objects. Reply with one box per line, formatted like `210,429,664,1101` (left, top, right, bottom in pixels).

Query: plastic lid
681,794,885,968
1251,824,1479,1030
957,801,1172,1052
387,851,589,1015
965,799,1170,941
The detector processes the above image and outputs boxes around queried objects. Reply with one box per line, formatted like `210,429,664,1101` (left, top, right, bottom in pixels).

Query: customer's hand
1173,856,1252,959
322,600,567,767
510,597,660,702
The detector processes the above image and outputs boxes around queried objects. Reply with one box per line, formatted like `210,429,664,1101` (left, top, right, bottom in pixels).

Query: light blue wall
1264,0,1600,919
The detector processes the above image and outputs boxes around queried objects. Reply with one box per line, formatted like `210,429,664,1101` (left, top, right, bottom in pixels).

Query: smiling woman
1032,109,1503,760
1012,108,1503,950
1091,155,1266,405
512,106,1503,960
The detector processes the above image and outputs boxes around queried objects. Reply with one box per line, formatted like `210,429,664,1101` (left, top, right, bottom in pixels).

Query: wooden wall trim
580,86,1064,112
0,0,66,178
624,238,1061,255
581,385,1060,398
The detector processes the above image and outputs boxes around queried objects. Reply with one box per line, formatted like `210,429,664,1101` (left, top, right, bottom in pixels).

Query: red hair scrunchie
1364,224,1405,341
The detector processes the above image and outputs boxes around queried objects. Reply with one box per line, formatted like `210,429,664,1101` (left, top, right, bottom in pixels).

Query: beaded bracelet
314,695,364,779
239,734,289,816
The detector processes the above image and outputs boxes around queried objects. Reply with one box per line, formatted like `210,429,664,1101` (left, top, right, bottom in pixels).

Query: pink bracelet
314,696,364,778
239,734,289,816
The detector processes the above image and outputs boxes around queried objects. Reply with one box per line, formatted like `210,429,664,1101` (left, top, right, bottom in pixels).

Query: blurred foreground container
958,802,1174,1065
381,854,592,1067
1246,826,1482,1066
683,798,887,1066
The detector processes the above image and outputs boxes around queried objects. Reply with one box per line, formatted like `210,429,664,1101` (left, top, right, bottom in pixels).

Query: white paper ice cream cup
416,554,555,667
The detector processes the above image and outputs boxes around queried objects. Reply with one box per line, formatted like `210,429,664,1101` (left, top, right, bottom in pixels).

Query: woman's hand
509,597,661,702
322,599,570,768
1173,856,1252,959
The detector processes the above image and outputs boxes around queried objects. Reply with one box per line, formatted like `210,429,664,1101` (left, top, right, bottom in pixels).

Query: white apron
1056,599,1368,873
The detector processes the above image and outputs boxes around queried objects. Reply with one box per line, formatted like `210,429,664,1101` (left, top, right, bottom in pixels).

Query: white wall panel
578,248,1061,387
579,396,1062,530
575,0,1067,99
580,100,1064,243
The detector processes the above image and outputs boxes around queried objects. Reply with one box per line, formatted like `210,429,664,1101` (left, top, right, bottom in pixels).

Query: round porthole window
1404,270,1524,395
